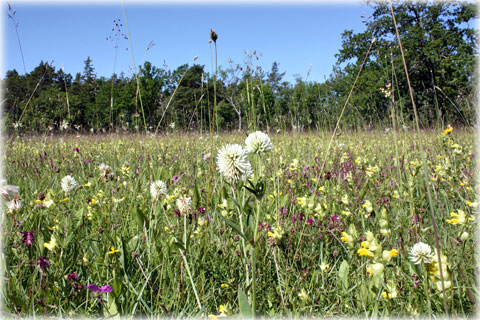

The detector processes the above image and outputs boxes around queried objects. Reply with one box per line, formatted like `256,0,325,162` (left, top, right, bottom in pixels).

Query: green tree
335,0,478,127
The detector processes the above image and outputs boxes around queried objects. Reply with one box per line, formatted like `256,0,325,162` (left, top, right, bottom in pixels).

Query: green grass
2,129,477,317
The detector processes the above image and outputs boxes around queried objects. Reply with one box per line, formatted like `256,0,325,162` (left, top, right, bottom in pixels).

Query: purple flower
87,284,112,293
37,256,50,270
307,218,314,226
171,175,179,182
66,272,78,281
20,231,35,247
100,285,113,293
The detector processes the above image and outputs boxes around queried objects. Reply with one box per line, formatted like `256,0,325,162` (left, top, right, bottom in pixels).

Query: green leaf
338,260,350,290
112,277,123,298
133,206,148,230
172,241,186,252
231,198,243,212
193,182,200,207
238,288,253,318
121,236,128,271
215,211,246,240
105,294,120,318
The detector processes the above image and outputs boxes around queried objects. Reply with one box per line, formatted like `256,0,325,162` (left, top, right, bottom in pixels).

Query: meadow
1,128,477,318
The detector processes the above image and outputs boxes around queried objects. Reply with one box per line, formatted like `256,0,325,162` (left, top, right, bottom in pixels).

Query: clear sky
2,1,374,84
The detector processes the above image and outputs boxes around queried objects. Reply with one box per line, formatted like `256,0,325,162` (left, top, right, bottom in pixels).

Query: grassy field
1,129,477,317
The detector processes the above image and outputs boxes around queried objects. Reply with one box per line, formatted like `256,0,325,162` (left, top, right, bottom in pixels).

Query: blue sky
3,1,374,83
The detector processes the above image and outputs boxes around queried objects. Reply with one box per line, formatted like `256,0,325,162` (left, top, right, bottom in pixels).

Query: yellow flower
320,262,330,272
340,232,353,243
446,210,465,225
357,248,374,257
220,284,229,289
366,266,373,277
389,249,399,257
362,200,373,213
107,247,120,255
298,289,308,302
361,241,370,249
297,197,306,207
443,126,453,135
218,304,228,314
43,235,57,251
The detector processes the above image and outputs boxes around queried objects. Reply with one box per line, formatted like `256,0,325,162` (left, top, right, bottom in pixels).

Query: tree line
2,1,477,134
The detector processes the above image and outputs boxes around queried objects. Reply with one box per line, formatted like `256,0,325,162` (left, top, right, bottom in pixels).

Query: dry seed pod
210,29,218,43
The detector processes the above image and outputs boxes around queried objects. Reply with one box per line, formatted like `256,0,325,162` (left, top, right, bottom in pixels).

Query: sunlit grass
2,129,476,317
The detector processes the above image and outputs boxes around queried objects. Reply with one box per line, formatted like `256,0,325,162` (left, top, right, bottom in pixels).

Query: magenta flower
66,272,78,281
20,231,35,247
86,284,112,293
37,257,50,270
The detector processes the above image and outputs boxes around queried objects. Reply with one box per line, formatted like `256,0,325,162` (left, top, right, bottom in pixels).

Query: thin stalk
251,196,261,316
389,0,420,132
62,65,71,121
318,37,376,177
179,249,202,311
390,1,449,315
272,248,286,308
121,0,147,134
18,66,49,123
154,58,196,134
232,186,250,287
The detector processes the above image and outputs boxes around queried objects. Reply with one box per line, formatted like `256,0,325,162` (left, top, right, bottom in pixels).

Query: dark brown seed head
210,29,218,43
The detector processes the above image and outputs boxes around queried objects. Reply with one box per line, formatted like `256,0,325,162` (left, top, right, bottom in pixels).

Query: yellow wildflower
43,235,57,251
446,210,465,225
443,126,453,135
298,289,308,302
107,247,120,255
357,248,374,257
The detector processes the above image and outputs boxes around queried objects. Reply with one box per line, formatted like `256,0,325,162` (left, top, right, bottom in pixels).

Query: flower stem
251,197,261,316
180,249,202,311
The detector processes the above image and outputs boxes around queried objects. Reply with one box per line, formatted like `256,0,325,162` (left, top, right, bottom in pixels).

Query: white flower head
176,196,192,215
98,163,114,181
245,131,273,154
60,120,69,131
216,144,253,183
7,194,23,211
150,180,167,200
409,242,435,264
61,175,77,194
0,179,19,200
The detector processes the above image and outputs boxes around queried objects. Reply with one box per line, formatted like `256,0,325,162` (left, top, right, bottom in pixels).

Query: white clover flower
150,180,167,200
409,242,435,264
7,195,23,211
61,175,77,194
60,120,69,131
176,196,192,215
216,144,253,183
98,163,114,181
245,131,273,154
0,179,19,200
